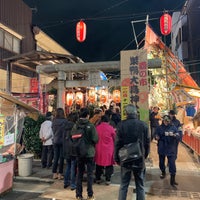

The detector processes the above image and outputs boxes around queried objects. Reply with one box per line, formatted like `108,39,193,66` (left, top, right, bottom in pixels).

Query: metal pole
164,36,170,110
6,61,12,93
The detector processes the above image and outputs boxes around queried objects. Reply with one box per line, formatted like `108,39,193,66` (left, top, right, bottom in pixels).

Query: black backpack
68,123,89,157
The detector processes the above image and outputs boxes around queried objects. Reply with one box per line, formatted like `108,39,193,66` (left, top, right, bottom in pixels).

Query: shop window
0,28,21,54
13,37,20,53
4,32,12,51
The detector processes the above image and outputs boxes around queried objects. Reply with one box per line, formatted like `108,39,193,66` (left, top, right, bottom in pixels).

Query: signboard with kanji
120,49,149,122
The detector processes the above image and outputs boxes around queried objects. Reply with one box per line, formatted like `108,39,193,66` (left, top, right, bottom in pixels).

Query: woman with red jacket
94,115,116,185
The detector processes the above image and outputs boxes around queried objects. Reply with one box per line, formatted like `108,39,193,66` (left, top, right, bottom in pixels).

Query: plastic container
17,153,34,176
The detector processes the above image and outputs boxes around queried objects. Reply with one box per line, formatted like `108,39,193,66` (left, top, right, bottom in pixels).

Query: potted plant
23,114,45,158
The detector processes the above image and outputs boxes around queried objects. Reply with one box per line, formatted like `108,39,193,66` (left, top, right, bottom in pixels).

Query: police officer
155,115,181,187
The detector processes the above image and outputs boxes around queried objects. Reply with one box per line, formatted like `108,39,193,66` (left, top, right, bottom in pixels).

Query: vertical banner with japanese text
120,50,149,123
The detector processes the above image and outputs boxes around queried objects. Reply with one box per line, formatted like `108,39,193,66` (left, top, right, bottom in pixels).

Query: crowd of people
39,104,121,200
39,103,182,200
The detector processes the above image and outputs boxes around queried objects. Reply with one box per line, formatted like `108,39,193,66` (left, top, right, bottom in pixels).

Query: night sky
23,0,185,62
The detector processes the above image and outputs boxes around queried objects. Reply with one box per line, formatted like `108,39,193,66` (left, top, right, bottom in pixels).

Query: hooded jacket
71,118,98,158
52,118,68,145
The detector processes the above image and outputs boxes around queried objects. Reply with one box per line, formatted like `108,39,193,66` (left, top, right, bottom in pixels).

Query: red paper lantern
160,13,172,36
75,92,83,105
100,95,107,103
76,20,86,42
113,90,121,103
88,89,96,103
66,93,73,106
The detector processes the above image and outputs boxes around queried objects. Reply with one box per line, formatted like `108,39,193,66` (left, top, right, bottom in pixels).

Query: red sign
30,78,38,93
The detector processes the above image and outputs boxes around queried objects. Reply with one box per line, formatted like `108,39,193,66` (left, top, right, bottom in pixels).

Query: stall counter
0,159,14,194
183,123,200,157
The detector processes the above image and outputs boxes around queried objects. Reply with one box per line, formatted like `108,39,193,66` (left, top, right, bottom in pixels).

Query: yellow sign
121,86,130,120
0,116,5,147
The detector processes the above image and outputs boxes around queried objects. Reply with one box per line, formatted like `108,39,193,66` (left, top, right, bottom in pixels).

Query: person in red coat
94,115,116,185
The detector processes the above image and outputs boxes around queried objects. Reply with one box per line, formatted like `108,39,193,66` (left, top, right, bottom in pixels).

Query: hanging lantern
76,20,86,42
66,92,73,106
75,92,83,105
113,90,121,103
160,13,172,36
88,89,96,103
100,89,107,104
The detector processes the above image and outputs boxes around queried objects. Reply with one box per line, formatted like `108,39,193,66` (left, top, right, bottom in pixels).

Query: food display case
183,108,200,158
0,91,39,195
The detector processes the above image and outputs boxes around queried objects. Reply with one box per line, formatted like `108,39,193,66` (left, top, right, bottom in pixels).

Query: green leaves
23,115,45,158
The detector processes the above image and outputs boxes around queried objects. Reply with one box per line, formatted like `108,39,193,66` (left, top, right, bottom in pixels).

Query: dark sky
23,0,185,62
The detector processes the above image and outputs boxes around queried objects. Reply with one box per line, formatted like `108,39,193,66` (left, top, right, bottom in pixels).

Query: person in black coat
52,108,69,180
115,104,150,200
63,111,79,190
149,106,161,141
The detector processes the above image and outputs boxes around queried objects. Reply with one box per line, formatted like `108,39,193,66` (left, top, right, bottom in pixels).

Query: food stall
0,90,39,194
174,86,200,160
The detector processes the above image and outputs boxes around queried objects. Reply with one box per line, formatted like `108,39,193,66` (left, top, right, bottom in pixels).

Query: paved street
1,142,200,200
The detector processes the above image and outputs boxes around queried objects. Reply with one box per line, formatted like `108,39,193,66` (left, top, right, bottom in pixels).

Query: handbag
118,140,144,170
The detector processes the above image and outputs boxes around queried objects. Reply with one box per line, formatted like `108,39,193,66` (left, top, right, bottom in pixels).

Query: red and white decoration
76,20,86,42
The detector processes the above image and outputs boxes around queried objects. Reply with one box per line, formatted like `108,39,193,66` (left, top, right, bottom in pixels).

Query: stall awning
171,89,195,106
0,90,40,113
175,84,200,98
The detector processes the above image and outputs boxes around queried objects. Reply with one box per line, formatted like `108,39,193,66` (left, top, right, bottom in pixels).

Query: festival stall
145,24,198,110
174,86,200,159
144,24,200,159
0,91,39,194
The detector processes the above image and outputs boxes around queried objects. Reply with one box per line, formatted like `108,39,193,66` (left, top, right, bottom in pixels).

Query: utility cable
109,28,145,60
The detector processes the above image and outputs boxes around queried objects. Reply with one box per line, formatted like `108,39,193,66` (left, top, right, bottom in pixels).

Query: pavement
1,142,200,200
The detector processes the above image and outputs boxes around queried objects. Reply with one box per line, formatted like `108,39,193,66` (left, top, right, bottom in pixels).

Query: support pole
57,71,66,109
6,61,12,93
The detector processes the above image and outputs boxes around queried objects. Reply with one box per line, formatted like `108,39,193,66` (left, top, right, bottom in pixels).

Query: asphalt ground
1,142,200,200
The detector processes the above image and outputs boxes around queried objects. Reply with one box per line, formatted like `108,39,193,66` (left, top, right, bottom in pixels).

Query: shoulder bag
118,140,144,170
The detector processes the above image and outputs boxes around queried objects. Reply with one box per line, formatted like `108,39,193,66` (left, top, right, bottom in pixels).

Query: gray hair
125,104,137,115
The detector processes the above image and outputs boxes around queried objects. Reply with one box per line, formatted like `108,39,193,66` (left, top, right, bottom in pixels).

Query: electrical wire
109,28,145,60
38,8,183,30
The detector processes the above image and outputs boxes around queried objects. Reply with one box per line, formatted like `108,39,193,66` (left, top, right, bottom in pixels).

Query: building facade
0,0,81,112
171,0,200,86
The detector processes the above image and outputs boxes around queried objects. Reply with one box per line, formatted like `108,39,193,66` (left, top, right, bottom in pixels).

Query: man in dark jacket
150,106,161,141
169,110,183,157
115,104,150,200
72,107,98,200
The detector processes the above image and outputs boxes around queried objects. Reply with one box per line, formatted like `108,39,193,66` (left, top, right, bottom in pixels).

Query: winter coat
63,121,75,158
114,114,150,164
155,123,180,156
52,118,68,145
95,122,116,166
71,118,98,158
171,117,183,140
150,111,160,128
89,114,101,126
39,120,53,146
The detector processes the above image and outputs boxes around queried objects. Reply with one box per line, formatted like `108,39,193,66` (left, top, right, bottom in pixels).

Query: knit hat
46,112,52,120
163,115,171,122
169,110,176,115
